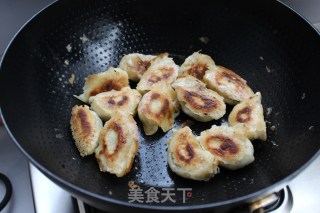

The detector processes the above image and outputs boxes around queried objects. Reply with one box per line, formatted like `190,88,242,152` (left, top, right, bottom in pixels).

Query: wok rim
0,0,320,211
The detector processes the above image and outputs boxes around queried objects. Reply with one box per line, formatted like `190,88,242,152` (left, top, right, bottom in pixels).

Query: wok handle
249,192,280,213
229,189,284,213
0,173,12,211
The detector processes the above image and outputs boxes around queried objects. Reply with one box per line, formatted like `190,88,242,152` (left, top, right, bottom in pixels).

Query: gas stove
1,0,320,212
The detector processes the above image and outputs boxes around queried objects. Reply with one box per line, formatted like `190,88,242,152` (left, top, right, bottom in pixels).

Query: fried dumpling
118,53,156,81
138,83,179,135
199,125,254,170
172,75,226,122
136,53,179,94
70,105,103,157
167,127,219,181
203,66,254,104
228,92,267,141
179,52,216,80
75,67,129,103
95,114,139,177
89,87,142,121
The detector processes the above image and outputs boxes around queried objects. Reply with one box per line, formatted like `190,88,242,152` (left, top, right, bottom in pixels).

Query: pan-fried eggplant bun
137,53,179,94
199,125,254,170
89,87,142,121
75,67,129,103
228,92,267,141
203,66,254,104
70,105,103,157
179,52,216,80
95,114,139,177
138,83,179,135
118,53,156,81
167,127,219,181
172,75,226,122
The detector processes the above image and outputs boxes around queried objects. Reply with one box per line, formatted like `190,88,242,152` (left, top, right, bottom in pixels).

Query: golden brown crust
71,106,93,144
179,89,221,113
137,53,179,94
167,127,218,181
172,75,226,121
98,122,125,160
89,87,141,121
75,67,129,103
215,66,247,90
179,52,216,80
228,92,267,141
235,107,252,123
135,58,152,76
185,63,209,80
201,134,239,159
118,53,156,81
199,125,254,170
146,66,174,84
172,129,200,167
203,66,254,104
95,114,139,177
75,108,92,139
88,76,128,97
143,92,171,121
107,95,128,106
70,105,103,157
138,84,178,135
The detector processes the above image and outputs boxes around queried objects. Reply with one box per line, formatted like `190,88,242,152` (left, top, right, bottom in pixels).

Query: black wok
0,0,320,212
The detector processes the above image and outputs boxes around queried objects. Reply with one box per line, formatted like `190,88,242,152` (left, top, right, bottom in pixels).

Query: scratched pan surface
0,0,320,212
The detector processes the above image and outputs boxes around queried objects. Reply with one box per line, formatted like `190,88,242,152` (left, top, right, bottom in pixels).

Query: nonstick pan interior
0,0,320,211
